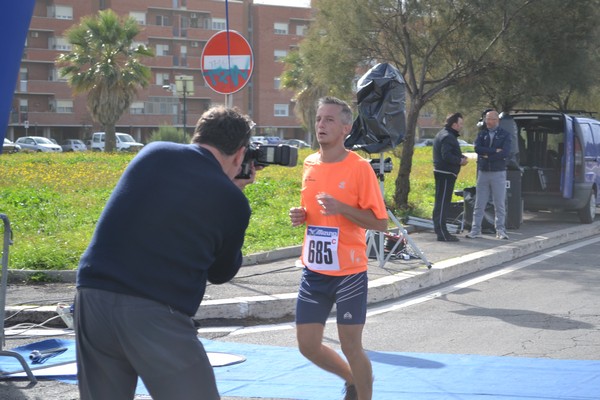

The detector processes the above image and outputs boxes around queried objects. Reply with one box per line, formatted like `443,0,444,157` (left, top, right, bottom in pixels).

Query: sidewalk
4,211,600,327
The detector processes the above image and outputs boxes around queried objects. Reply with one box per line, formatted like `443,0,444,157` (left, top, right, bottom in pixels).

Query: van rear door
586,122,600,194
562,115,575,198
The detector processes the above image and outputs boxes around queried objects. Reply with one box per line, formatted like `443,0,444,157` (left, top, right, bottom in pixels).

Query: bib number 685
307,240,333,264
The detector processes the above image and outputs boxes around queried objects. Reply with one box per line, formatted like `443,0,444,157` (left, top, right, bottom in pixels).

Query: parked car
90,132,144,152
61,139,87,152
15,136,63,152
2,138,21,153
502,110,600,223
414,138,434,147
264,136,282,145
282,139,310,148
415,138,471,148
250,136,268,145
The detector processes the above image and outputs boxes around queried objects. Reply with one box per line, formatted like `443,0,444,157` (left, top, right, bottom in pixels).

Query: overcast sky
253,0,311,7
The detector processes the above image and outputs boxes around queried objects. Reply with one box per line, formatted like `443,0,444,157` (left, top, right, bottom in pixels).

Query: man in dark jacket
432,112,469,241
75,106,258,400
466,109,512,240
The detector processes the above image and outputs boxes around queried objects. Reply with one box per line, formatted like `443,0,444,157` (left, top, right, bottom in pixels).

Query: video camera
369,157,393,173
236,143,298,179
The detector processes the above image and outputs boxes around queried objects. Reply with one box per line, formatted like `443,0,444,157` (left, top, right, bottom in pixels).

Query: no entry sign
201,30,254,95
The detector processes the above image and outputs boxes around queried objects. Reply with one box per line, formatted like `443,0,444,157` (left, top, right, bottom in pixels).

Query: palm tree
57,9,153,152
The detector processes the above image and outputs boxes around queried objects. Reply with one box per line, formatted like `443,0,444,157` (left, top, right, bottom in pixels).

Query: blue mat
205,341,600,400
0,338,75,376
2,339,599,399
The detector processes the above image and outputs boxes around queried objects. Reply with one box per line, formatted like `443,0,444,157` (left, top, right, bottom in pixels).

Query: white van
91,132,144,152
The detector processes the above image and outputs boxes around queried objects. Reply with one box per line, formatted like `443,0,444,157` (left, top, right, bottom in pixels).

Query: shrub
148,125,190,143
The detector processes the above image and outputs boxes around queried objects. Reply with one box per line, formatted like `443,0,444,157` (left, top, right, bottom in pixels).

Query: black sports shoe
437,234,459,242
343,382,358,400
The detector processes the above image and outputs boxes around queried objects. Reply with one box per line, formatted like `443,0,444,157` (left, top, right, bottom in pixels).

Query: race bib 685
303,225,340,271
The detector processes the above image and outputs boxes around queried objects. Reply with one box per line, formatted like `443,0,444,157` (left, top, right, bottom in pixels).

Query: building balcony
22,48,64,63
15,80,72,97
28,17,73,32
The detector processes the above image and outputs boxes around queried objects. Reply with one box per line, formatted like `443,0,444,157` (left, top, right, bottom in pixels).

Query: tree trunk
104,125,117,152
393,105,420,209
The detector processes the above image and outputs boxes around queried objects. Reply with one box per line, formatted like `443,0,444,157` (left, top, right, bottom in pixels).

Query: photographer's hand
233,164,264,190
289,207,306,227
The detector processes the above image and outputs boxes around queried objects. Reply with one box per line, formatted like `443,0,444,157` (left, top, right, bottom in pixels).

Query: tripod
365,153,432,269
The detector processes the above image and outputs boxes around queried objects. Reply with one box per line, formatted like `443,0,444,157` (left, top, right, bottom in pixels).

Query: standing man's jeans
471,170,507,234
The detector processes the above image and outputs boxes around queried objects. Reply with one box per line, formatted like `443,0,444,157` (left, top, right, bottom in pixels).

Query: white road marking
199,236,600,336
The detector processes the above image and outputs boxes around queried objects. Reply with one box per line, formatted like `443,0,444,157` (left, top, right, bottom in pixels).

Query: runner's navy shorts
296,268,368,325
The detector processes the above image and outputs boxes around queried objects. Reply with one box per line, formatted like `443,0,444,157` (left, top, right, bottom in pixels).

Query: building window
19,99,28,113
156,73,170,86
50,37,72,51
156,15,170,26
156,44,170,56
274,104,289,117
48,67,66,82
274,77,281,90
274,23,289,35
296,25,308,36
131,41,146,51
274,50,288,62
212,18,226,30
130,101,145,114
129,12,146,25
145,96,179,115
49,5,73,20
56,100,74,113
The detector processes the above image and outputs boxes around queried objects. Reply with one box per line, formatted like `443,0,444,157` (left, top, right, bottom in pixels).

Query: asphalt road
2,223,599,399
204,237,600,359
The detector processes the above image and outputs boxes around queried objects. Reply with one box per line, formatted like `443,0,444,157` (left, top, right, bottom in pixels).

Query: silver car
61,139,87,152
2,138,21,153
282,139,310,148
15,136,63,152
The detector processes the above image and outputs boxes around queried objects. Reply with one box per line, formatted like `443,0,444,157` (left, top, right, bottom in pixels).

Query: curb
193,222,600,322
6,223,599,326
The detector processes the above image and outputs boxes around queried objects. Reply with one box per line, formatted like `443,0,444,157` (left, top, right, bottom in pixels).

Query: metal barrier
0,214,36,384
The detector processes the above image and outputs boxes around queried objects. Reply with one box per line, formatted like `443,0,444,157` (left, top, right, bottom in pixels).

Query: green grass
0,147,476,271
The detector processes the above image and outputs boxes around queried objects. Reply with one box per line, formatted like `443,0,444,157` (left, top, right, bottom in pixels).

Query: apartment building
7,0,312,143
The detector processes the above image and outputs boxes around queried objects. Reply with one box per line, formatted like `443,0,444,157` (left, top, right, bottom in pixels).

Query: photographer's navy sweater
77,142,251,316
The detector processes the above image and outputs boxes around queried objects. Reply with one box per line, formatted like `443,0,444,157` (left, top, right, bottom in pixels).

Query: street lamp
175,75,194,143
163,75,194,143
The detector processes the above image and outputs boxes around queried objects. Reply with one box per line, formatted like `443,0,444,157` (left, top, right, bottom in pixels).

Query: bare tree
298,0,536,209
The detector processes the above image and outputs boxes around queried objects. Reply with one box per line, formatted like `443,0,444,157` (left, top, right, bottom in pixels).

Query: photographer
75,106,257,400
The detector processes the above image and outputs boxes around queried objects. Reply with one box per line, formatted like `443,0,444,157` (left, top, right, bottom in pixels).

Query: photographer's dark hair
192,106,253,156
318,96,353,125
445,112,463,129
